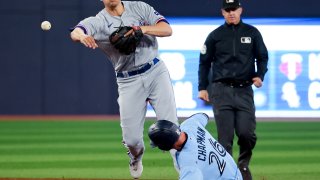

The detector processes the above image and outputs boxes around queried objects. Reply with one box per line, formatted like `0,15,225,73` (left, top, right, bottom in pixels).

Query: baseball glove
109,26,143,55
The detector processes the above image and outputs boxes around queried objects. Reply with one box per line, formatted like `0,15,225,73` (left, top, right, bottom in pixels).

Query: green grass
0,119,320,180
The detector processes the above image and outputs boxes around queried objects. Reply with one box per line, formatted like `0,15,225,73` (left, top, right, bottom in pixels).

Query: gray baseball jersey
73,1,178,163
76,1,165,72
176,113,242,180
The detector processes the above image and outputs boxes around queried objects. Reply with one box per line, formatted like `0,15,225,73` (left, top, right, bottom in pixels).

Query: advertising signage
147,18,320,118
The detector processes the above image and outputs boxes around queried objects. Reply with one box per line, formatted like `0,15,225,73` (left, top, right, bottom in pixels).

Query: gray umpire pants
210,82,257,168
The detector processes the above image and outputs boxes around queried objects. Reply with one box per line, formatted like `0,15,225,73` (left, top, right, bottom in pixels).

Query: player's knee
123,138,145,158
124,137,143,148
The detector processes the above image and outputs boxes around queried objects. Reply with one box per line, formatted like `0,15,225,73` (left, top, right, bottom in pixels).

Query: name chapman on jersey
197,126,207,161
197,126,228,175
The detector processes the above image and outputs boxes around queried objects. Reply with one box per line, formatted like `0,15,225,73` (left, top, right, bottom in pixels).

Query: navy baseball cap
222,0,241,9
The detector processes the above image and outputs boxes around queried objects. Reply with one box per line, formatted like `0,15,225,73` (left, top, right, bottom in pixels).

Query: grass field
0,118,320,180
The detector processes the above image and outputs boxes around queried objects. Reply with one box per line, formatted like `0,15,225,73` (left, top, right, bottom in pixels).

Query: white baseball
41,21,51,31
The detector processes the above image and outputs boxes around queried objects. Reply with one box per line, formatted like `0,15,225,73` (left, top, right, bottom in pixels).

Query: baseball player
70,0,178,179
148,113,243,180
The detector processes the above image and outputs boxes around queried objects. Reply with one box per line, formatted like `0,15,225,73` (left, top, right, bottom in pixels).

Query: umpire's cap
148,120,181,151
222,0,241,9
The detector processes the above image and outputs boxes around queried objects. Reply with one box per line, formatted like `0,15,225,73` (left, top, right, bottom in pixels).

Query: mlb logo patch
226,0,234,3
241,37,251,43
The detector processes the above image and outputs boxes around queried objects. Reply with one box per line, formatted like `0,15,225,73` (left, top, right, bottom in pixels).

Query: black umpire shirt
198,20,269,91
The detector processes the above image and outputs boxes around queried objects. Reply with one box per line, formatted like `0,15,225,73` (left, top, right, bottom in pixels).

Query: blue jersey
176,113,242,180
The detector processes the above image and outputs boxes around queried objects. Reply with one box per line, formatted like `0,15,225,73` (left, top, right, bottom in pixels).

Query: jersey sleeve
253,28,269,81
198,31,215,91
179,166,203,180
74,16,104,36
136,1,168,25
182,113,209,129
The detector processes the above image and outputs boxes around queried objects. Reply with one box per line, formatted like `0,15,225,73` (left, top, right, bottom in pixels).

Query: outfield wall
146,18,320,118
0,1,319,118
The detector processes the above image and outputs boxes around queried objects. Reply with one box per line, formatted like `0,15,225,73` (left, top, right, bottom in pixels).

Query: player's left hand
252,77,263,88
109,26,143,55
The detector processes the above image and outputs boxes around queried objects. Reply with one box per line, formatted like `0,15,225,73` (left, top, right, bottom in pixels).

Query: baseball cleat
129,160,143,179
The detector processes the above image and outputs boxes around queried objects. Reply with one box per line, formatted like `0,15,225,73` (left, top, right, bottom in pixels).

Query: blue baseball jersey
176,113,242,180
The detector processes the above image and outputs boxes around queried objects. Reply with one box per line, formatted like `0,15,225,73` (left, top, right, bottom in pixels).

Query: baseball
41,21,51,31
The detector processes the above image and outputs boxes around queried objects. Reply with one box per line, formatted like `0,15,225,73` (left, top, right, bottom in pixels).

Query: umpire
198,0,268,179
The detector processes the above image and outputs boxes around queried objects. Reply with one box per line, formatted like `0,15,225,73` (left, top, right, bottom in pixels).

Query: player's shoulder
123,1,151,9
81,14,104,27
181,113,208,127
96,9,108,18
93,9,115,25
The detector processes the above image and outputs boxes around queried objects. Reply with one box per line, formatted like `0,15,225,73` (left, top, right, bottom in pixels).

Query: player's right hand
198,90,210,102
80,35,98,49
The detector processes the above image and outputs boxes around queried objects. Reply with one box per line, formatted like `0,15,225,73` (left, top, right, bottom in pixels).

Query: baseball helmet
148,120,181,151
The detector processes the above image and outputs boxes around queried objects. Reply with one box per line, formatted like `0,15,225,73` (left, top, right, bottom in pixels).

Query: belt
116,58,159,78
216,80,252,88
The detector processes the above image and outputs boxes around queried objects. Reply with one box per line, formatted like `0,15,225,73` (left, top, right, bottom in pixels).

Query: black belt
216,80,252,88
116,58,159,78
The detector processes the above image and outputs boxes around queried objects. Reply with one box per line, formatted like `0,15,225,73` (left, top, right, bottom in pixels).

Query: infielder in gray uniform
148,113,242,180
70,0,178,179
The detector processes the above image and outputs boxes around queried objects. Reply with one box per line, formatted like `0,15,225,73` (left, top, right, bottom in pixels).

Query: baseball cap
222,0,241,10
